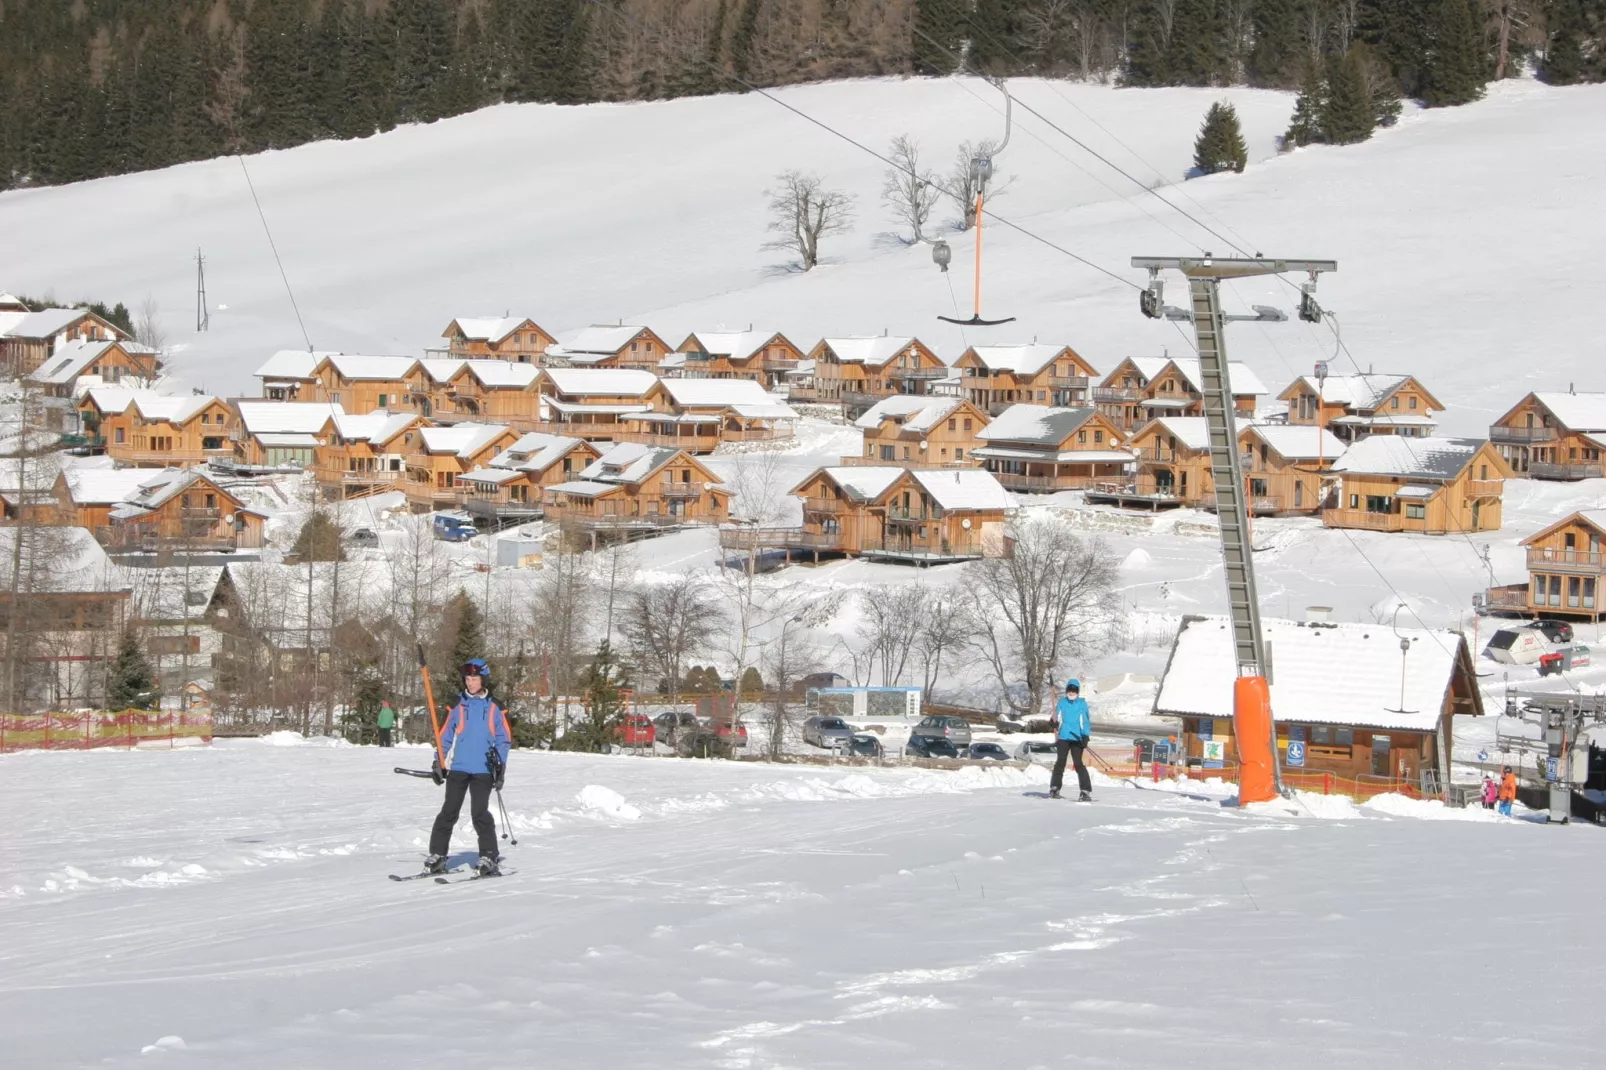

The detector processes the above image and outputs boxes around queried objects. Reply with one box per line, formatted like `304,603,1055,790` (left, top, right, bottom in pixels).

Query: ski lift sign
1285,726,1306,768
1201,739,1227,764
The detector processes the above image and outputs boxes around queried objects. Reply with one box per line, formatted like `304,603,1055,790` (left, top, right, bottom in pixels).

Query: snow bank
260,731,351,748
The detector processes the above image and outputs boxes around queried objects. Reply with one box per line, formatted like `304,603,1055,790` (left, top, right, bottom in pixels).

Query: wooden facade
953,344,1097,416
549,326,672,371
616,378,797,453
1094,356,1263,434
104,471,265,554
1236,424,1347,516
808,337,948,411
1487,391,1606,481
1485,510,1606,620
1326,438,1512,535
440,317,555,362
1279,373,1442,442
455,434,601,524
99,395,235,468
542,445,730,535
1,308,131,377
314,413,428,498
532,369,657,441
670,331,806,388
403,424,521,511
972,404,1132,493
850,396,987,468
1114,418,1215,507
440,361,543,428
306,355,420,414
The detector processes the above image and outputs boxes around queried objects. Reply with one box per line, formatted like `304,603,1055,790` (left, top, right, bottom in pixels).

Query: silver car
802,716,854,749
1014,740,1057,764
966,741,1010,761
909,715,972,748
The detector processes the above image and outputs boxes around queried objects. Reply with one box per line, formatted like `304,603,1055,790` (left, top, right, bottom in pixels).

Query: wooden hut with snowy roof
541,442,729,537
1094,356,1264,433
402,423,521,511
1326,436,1511,534
1484,509,1606,620
440,317,555,363
849,394,987,468
973,403,1131,492
546,325,671,371
1487,390,1606,481
534,368,657,440
456,432,601,525
1278,372,1442,442
952,343,1097,414
667,330,806,388
807,336,948,414
621,377,797,452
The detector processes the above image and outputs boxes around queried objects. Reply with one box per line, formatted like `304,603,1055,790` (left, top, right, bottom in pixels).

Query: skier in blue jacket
425,658,512,875
1049,678,1093,801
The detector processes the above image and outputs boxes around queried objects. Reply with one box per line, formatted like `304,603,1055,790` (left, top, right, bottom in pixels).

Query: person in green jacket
377,701,397,748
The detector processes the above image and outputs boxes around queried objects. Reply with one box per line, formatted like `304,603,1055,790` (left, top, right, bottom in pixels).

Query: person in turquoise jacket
1050,678,1092,801
425,658,511,875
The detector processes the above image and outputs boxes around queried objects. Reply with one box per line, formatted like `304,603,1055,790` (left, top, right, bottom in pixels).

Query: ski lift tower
1133,255,1337,804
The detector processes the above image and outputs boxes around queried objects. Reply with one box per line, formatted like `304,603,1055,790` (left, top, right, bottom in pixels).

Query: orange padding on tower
1233,675,1279,805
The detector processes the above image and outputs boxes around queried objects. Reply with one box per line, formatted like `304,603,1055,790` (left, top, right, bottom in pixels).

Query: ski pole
494,786,518,845
417,643,447,775
393,767,437,779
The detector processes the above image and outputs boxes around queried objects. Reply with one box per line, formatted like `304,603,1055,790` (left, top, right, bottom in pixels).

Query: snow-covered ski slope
4,77,1605,426
3,739,1600,1068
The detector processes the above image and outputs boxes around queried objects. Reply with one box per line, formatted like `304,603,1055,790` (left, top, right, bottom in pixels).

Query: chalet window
1409,397,1418,409
1391,397,1399,409
902,446,911,459
1078,430,1087,444
1365,495,1392,514
940,448,948,458
1550,575,1562,606
205,494,216,509
1533,574,1547,604
880,445,896,460
1094,430,1104,444
1481,464,1488,480
1586,578,1597,610
1349,493,1358,509
1569,577,1582,608
963,419,972,432
1037,391,1045,401
1405,503,1425,520
955,448,964,460
1565,532,1576,549
948,419,957,432
115,428,125,444
378,394,388,407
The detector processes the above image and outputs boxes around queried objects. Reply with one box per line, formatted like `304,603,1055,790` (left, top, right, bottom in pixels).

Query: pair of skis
390,865,514,885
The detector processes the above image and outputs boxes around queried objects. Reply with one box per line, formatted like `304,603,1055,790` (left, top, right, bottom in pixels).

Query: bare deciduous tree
134,296,166,378
763,169,854,270
915,590,970,700
948,139,1011,230
881,135,942,244
856,583,928,686
959,515,1119,718
619,571,725,696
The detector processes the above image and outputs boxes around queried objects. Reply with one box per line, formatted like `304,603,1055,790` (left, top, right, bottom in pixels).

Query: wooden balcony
885,506,938,523
462,495,543,521
660,480,703,498
1323,508,1408,532
1528,461,1601,481
1527,547,1606,573
341,469,401,485
1489,425,1559,443
563,511,694,532
1481,584,1530,611
1092,386,1141,403
860,537,984,564
719,527,845,552
803,497,845,514
1045,374,1090,390
1465,479,1505,498
619,430,720,451
992,472,1080,493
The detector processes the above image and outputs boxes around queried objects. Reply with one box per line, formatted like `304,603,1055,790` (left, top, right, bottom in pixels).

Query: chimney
1306,606,1332,623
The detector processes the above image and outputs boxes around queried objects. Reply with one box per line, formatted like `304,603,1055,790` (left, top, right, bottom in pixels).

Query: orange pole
417,643,447,768
973,192,984,316
1233,676,1278,804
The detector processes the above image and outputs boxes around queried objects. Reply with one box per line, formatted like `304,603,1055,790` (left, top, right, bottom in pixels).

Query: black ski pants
1051,739,1091,795
378,728,393,748
429,771,497,859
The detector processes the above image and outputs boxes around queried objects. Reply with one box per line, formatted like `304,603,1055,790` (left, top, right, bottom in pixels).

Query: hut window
1585,578,1596,610
948,419,956,431
1405,503,1425,520
1094,430,1104,443
1409,396,1418,409
1390,396,1399,409
1078,430,1087,444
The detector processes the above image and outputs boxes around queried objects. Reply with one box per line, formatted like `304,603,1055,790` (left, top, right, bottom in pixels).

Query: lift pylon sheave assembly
936,79,1016,327
1133,256,1337,804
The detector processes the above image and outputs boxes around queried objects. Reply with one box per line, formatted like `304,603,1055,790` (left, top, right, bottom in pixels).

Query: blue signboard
1286,726,1306,769
1545,756,1561,783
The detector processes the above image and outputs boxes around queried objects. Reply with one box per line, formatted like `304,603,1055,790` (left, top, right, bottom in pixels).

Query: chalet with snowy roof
96,394,234,468
1094,356,1264,433
1484,510,1606,620
440,317,555,363
403,423,521,511
61,467,176,538
406,357,470,418
619,378,797,453
439,360,543,427
668,330,806,388
0,306,131,377
1279,372,1442,442
0,454,66,521
849,395,987,468
103,469,264,555
1326,436,1511,534
306,354,421,414
128,565,227,688
1488,390,1606,480
542,443,729,538
1155,614,1483,793
255,350,334,401
972,404,1132,493
456,433,601,525
1102,418,1348,514
0,525,132,709
546,325,670,371
314,412,428,498
534,368,656,440
1238,423,1348,515
953,343,1098,415
808,336,948,413
231,402,341,469
0,291,27,314
26,338,160,429
1095,416,1218,509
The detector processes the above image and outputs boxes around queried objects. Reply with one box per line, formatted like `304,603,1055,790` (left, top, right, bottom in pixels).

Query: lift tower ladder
1133,256,1336,798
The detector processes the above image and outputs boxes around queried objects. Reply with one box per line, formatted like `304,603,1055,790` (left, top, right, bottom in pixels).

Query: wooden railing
660,480,703,498
1482,585,1530,609
1528,461,1601,481
1323,509,1407,532
1464,479,1505,498
1489,425,1559,443
1527,547,1606,571
803,496,844,513
1092,386,1141,402
719,527,844,551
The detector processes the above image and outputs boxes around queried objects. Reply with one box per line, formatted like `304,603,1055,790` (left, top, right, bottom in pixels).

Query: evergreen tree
1246,0,1304,87
1283,58,1327,148
290,511,346,562
739,666,764,697
913,0,968,74
1321,50,1378,144
1192,101,1248,174
445,590,487,677
343,671,386,744
1539,0,1606,85
731,0,764,80
554,640,626,752
107,630,159,710
1420,0,1488,107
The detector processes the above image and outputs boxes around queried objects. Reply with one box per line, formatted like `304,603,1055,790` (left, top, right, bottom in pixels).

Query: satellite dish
224,514,236,527
919,441,928,451
961,518,972,530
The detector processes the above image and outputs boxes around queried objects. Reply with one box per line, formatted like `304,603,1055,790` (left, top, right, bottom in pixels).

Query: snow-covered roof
66,467,171,505
579,442,679,485
0,525,129,594
1156,615,1479,732
0,307,95,340
970,446,1134,464
255,350,334,380
542,368,657,397
419,423,510,459
1331,436,1483,480
1143,416,1212,451
320,354,419,381
1284,373,1420,412
1533,391,1606,432
1163,358,1266,396
450,317,533,344
964,343,1084,377
107,469,236,519
235,402,342,435
976,404,1097,446
458,467,523,486
462,360,540,388
0,454,63,495
80,386,161,414
909,469,1012,512
546,399,653,416
1329,413,1437,427
252,432,321,448
26,339,122,385
658,378,796,419
802,466,906,502
129,565,226,623
418,358,466,382
553,325,653,355
488,433,588,473
0,291,25,310
680,330,778,363
130,395,218,424
853,395,963,433
819,336,922,367
546,480,621,498
1239,423,1348,461
332,411,418,445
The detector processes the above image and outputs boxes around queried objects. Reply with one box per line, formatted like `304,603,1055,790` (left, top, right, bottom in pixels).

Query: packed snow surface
1,741,1600,1067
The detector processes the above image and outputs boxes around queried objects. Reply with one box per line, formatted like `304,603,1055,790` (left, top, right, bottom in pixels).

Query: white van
1483,627,1550,665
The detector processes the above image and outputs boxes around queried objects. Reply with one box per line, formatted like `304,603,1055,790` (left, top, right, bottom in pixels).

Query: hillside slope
2,76,1603,428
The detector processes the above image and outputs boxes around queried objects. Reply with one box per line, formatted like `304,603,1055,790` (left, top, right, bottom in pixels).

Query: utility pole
1135,255,1337,804
195,249,209,333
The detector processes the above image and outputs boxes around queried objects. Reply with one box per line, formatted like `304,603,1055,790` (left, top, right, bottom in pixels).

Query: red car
615,714,656,746
715,720,749,747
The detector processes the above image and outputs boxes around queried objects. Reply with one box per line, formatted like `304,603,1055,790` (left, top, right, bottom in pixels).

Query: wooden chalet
972,403,1132,493
1488,390,1606,481
255,350,334,401
1326,436,1511,534
1094,356,1264,433
620,378,797,453
542,442,730,536
1096,416,1216,509
456,433,601,525
1156,614,1482,794
315,411,428,498
547,325,671,371
94,393,234,468
1279,372,1442,442
440,360,544,428
722,466,1011,565
0,453,67,522
534,368,656,440
232,402,340,469
953,343,1098,415
808,336,948,414
306,354,420,414
405,358,468,419
667,330,806,389
61,467,178,540
849,395,987,468
1237,423,1349,515
1485,510,1606,620
26,338,160,431
403,423,521,511
0,306,131,378
439,317,555,363
103,469,265,555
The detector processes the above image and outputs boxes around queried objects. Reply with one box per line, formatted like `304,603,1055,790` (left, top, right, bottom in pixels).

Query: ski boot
477,855,501,877
1077,791,1092,803
423,854,447,875
1048,788,1061,800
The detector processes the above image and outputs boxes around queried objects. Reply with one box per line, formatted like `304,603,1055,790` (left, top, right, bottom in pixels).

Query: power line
237,155,313,352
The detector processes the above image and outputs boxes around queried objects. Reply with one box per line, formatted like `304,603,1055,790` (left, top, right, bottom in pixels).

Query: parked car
614,713,656,746
1524,619,1575,645
848,733,884,758
802,715,854,749
716,720,749,747
1014,740,1057,764
432,515,475,543
909,715,972,748
346,527,380,548
1484,626,1550,665
966,741,1011,761
674,726,732,759
906,735,959,759
651,710,700,745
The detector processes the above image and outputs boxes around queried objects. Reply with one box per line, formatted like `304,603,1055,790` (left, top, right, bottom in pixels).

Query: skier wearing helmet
424,658,511,876
1049,678,1092,801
